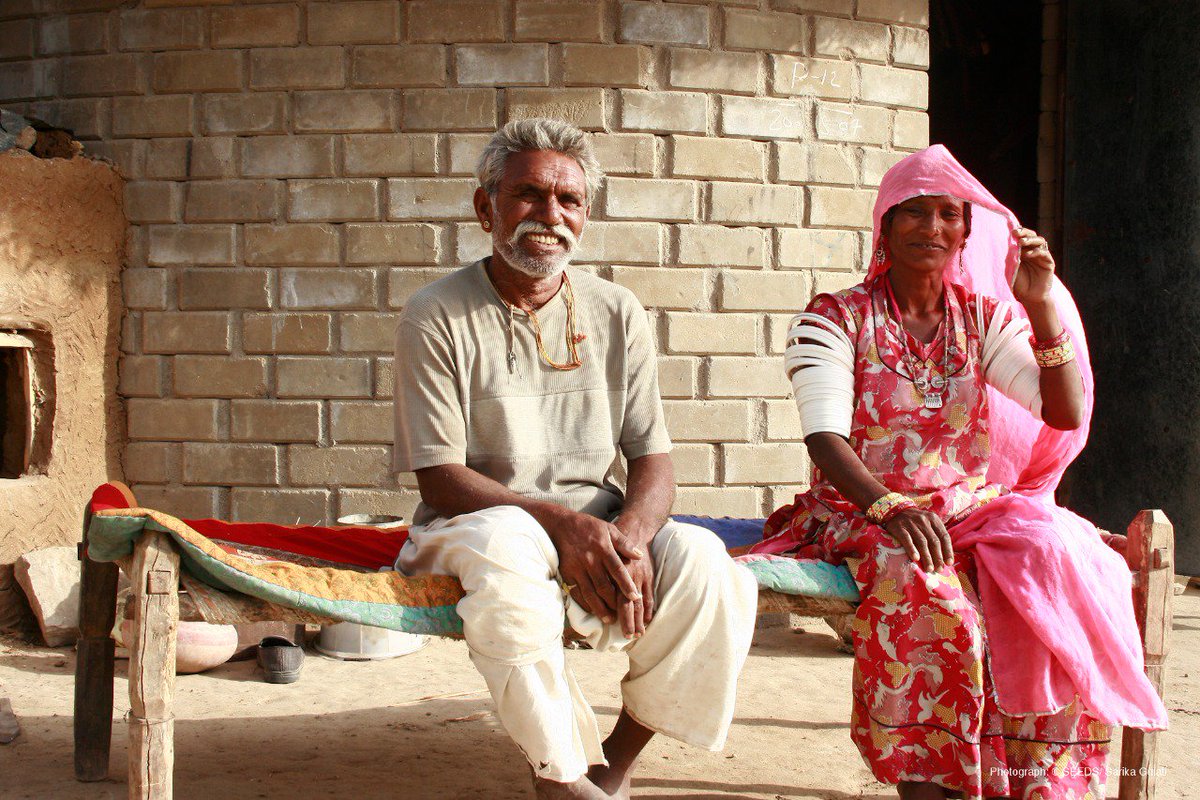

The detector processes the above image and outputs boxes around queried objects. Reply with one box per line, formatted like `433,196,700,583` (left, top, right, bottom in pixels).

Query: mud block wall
0,151,125,622
0,0,929,524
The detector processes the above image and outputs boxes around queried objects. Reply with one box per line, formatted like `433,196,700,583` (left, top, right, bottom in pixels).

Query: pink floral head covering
871,145,1093,496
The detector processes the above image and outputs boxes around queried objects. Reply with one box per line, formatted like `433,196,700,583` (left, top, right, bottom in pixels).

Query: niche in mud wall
0,328,54,480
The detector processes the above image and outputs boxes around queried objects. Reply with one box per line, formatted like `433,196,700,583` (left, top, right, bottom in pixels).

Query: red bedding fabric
90,483,409,571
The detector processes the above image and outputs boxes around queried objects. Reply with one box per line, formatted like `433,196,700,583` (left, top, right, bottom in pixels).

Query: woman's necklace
492,268,584,373
884,280,953,410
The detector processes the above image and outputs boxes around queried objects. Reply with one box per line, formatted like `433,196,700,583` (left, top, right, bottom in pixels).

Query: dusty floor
3,588,1198,799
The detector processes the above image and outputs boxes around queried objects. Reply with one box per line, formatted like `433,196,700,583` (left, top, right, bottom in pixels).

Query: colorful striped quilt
86,483,859,637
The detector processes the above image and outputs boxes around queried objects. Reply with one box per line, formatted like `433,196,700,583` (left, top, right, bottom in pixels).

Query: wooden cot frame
73,508,1175,800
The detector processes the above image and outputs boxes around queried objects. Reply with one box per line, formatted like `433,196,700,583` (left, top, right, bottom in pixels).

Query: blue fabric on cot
670,515,861,603
670,515,767,549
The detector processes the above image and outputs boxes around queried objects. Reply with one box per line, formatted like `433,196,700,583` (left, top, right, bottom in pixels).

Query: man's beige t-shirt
394,260,672,526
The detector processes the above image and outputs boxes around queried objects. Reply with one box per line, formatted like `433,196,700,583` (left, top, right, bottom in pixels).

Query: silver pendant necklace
886,282,954,410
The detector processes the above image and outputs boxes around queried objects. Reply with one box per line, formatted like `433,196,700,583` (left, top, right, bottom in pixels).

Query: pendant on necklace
930,375,946,390
507,351,517,373
923,393,944,410
914,376,928,392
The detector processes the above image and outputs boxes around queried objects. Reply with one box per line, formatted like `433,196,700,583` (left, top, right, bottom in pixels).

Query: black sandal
257,635,304,684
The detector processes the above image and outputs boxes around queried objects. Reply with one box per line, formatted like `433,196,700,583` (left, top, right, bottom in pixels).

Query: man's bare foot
532,772,609,800
587,708,655,798
585,763,632,799
898,781,947,800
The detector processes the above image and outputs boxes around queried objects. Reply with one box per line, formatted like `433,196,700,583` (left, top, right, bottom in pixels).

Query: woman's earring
958,247,966,275
874,241,887,266
482,221,491,231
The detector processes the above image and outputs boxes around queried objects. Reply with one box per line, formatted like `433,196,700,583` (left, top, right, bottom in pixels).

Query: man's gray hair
475,117,603,202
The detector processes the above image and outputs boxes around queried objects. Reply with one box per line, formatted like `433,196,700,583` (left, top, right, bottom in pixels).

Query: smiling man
392,118,758,799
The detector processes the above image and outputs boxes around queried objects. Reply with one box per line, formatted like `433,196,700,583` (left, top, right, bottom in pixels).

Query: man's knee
450,506,565,662
653,522,751,598
446,504,557,574
466,504,545,536
655,522,729,568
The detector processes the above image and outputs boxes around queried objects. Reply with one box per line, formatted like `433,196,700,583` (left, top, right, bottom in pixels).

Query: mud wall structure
0,152,125,583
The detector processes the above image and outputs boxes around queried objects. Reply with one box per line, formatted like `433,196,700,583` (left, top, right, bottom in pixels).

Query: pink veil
868,144,1093,496
869,146,1167,728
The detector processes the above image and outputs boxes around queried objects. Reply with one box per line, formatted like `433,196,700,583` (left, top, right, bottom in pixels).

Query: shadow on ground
1,646,74,676
4,698,534,800
632,779,892,800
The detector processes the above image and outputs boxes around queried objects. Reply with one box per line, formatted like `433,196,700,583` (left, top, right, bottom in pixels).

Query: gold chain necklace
493,268,584,372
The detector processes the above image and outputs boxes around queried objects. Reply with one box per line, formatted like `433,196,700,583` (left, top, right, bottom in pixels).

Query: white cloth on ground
394,505,759,783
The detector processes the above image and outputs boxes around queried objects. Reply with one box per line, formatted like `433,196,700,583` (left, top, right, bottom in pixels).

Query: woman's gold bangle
865,492,915,525
1034,339,1075,368
1031,331,1076,368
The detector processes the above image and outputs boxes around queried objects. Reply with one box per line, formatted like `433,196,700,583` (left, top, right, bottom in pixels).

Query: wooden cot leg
127,531,180,800
74,534,120,781
1118,510,1174,800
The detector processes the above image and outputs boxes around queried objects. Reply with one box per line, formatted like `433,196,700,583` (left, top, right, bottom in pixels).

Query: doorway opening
928,0,1047,233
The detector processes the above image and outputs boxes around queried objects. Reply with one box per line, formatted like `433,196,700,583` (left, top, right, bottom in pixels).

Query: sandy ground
2,587,1198,800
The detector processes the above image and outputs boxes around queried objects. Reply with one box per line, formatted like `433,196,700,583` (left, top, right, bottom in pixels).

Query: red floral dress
755,278,1110,799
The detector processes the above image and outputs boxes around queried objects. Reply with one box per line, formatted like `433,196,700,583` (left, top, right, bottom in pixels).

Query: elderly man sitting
392,118,758,799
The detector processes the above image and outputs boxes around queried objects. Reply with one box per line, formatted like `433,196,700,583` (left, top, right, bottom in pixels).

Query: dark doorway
1062,0,1200,574
928,1,1044,228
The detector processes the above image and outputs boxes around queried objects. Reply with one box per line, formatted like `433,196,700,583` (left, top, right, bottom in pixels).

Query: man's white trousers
395,505,758,782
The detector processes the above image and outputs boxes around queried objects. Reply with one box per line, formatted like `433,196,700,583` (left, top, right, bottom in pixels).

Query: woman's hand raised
1011,227,1056,307
884,508,953,572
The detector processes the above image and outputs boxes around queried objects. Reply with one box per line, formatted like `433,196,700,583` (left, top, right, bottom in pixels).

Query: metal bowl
336,513,405,528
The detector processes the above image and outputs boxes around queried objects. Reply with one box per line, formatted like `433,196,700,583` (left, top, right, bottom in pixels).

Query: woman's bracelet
1030,330,1075,368
1032,329,1070,349
865,492,916,525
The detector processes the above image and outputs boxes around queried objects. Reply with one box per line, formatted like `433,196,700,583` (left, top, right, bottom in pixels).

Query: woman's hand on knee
884,509,953,572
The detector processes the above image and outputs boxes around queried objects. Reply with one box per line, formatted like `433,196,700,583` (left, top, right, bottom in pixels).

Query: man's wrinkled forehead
495,149,588,195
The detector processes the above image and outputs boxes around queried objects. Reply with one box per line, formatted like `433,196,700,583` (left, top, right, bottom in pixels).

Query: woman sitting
754,145,1167,799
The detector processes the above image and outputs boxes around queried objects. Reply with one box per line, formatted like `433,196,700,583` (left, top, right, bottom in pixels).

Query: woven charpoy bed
73,482,1175,800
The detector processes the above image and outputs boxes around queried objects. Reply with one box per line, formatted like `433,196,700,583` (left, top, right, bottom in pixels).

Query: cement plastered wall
0,0,929,524
0,152,125,563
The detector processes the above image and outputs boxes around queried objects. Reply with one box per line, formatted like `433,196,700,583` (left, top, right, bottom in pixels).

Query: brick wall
0,0,929,524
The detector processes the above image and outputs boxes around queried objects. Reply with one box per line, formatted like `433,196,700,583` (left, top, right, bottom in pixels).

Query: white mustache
508,220,576,251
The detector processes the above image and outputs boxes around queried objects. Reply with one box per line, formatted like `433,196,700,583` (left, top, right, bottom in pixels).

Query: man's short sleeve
393,318,468,472
619,302,672,461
